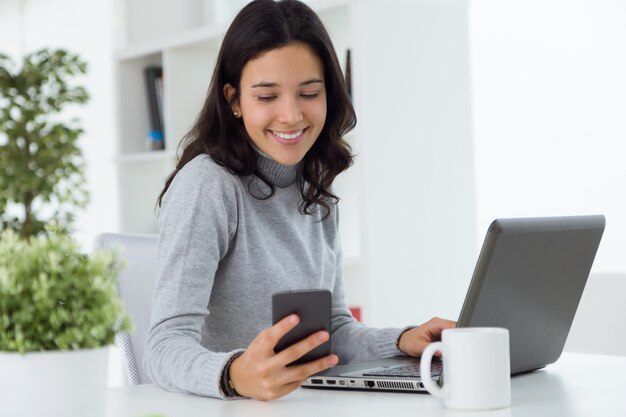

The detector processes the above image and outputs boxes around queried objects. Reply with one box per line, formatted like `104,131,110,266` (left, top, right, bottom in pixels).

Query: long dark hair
157,0,356,218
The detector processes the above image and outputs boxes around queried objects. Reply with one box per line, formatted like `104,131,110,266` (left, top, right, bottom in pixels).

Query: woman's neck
252,144,299,188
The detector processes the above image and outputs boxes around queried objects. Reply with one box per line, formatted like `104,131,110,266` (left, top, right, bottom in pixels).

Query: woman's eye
257,96,276,102
301,92,319,99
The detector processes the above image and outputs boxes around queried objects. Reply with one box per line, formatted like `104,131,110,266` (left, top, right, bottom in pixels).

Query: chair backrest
94,233,159,385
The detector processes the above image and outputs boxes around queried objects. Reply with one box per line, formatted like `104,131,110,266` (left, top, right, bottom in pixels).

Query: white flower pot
0,346,109,417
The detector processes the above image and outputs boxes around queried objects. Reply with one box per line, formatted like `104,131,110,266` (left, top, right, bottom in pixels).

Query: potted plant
0,48,89,238
0,224,131,417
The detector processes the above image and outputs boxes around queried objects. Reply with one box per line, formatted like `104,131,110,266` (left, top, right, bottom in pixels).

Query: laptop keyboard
362,359,443,378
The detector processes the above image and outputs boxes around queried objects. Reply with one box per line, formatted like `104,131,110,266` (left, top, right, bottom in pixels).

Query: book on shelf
144,65,165,151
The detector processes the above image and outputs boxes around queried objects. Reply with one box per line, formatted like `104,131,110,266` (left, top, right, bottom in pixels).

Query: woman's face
225,43,327,166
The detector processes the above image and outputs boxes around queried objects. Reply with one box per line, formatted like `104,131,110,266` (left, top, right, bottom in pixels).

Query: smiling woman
224,43,327,166
144,0,454,402
156,0,355,218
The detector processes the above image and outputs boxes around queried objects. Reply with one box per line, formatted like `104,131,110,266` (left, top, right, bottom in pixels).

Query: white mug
420,327,511,410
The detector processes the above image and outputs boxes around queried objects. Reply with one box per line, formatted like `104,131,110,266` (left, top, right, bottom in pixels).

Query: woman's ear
223,83,241,116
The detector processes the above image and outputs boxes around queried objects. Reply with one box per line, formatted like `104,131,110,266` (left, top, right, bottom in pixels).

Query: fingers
420,317,456,345
424,318,454,340
277,354,339,386
272,329,330,367
233,351,305,401
423,318,455,356
251,314,300,353
270,328,338,385
238,314,338,400
425,317,457,334
234,317,339,401
399,317,458,356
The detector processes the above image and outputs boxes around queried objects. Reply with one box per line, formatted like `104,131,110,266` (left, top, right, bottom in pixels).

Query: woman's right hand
229,314,339,400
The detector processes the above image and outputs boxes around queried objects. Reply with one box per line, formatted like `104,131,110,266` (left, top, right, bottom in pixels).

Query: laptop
303,215,605,392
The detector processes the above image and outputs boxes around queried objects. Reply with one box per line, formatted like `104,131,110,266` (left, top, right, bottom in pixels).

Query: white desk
107,353,626,417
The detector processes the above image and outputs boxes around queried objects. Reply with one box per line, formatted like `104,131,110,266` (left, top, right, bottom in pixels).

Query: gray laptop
303,215,605,392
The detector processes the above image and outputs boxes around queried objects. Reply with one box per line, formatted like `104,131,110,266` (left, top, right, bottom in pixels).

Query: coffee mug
420,327,511,410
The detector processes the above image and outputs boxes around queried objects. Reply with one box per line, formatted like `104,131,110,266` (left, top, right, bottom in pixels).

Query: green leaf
0,228,131,353
0,48,90,237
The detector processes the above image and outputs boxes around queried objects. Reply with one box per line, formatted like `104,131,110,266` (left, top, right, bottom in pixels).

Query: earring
233,111,240,118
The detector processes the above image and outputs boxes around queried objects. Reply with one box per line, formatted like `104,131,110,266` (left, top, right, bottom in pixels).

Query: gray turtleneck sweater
144,153,405,399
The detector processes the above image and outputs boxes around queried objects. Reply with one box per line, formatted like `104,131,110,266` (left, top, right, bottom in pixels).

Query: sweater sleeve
143,157,244,399
328,210,411,364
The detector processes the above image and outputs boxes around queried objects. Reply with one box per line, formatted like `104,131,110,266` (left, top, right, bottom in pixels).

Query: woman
145,0,455,401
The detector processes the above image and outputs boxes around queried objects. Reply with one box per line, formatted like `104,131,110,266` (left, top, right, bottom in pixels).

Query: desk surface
107,353,626,417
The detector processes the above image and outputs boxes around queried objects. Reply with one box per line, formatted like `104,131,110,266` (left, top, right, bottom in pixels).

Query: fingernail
329,356,338,365
317,332,328,341
289,315,298,324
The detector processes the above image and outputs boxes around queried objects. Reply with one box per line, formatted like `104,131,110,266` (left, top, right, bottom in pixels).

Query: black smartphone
272,289,332,366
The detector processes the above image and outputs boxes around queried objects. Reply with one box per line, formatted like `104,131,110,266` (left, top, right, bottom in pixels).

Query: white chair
94,233,159,384
565,273,626,356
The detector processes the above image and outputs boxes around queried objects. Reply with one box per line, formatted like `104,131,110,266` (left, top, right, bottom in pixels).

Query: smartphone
272,289,332,366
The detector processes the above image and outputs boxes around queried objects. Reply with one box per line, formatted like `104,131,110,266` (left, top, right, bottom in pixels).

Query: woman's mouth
268,127,308,145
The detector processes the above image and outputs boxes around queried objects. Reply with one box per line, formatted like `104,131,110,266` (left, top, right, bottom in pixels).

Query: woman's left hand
397,317,456,356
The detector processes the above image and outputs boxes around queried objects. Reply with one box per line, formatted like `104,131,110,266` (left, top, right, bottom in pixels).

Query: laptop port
339,381,346,386
311,379,324,385
418,382,425,389
365,380,375,388
326,380,336,385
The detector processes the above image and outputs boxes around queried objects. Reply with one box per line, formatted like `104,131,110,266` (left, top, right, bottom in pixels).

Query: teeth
272,129,303,140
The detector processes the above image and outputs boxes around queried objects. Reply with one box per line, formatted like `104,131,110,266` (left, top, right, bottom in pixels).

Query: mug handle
420,342,449,399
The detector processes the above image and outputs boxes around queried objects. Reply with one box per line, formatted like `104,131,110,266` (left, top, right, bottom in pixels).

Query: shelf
116,0,351,62
116,24,228,62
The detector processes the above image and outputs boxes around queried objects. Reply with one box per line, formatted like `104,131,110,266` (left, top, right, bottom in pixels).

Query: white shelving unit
114,0,476,324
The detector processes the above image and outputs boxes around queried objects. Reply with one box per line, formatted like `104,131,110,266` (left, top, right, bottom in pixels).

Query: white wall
353,0,477,328
470,0,626,273
0,0,119,249
565,273,626,355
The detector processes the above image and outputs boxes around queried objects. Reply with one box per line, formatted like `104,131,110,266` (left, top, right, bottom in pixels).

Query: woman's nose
277,97,303,125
